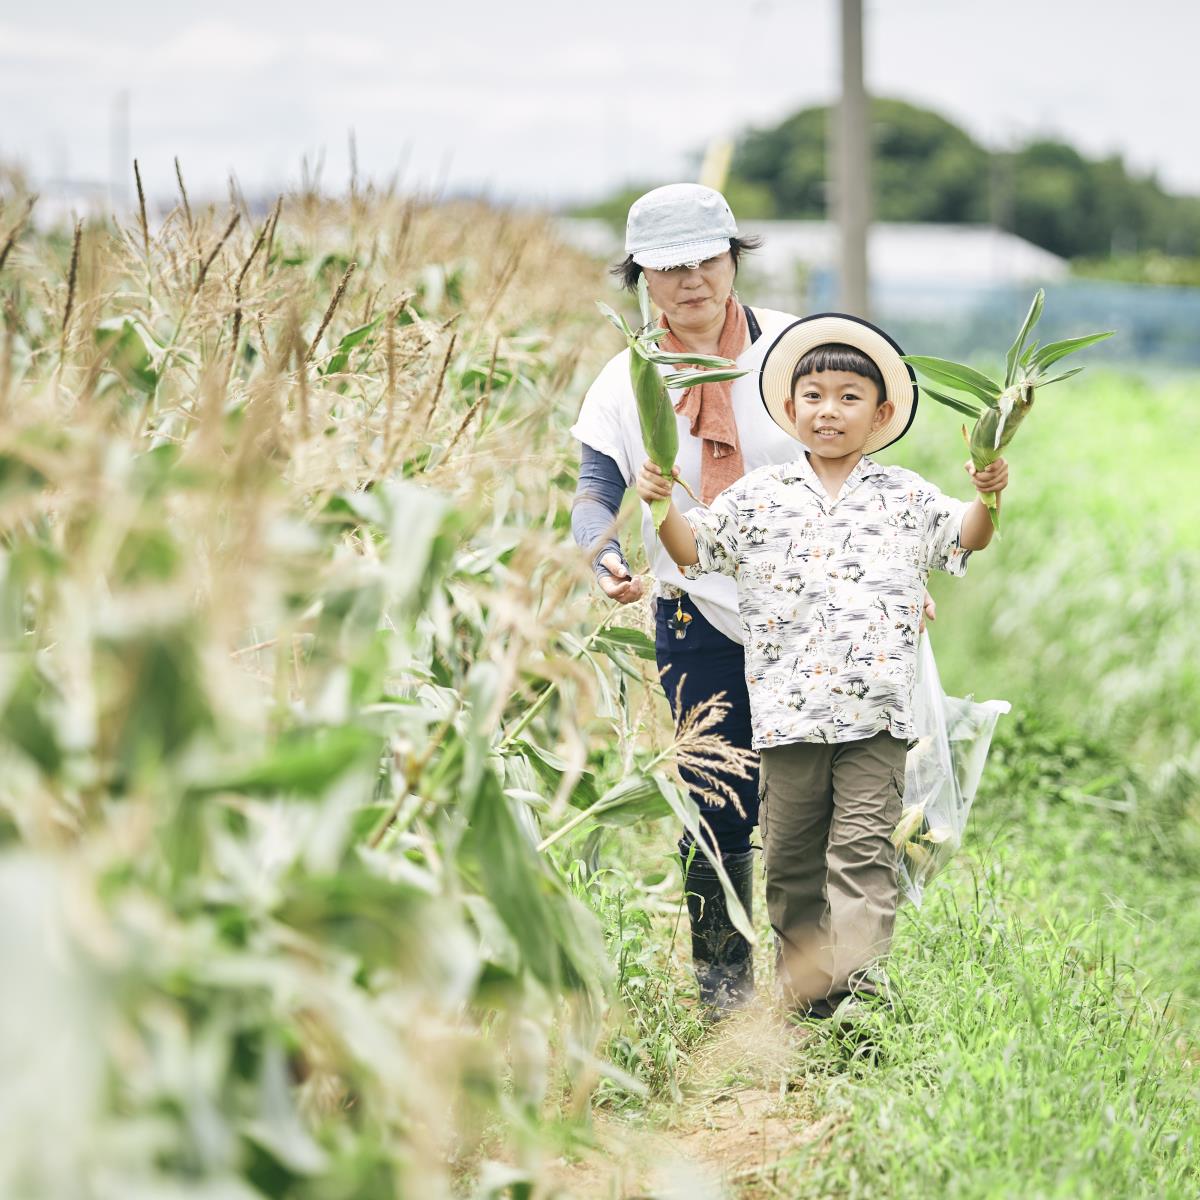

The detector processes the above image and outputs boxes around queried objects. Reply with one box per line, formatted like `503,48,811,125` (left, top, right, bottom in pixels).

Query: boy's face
784,370,894,461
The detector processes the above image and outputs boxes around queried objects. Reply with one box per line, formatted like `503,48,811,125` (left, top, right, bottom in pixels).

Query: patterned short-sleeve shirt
682,453,971,749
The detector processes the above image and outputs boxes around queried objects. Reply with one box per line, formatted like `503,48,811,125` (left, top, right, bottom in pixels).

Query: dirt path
549,1005,836,1198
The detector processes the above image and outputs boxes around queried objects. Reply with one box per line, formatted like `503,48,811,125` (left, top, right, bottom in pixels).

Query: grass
759,716,1200,1199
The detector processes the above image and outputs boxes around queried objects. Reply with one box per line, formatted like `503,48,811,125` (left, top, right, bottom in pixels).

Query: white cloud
0,23,99,64
155,21,284,71
295,31,388,66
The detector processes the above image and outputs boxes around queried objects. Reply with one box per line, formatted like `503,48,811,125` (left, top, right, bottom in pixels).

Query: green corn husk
902,290,1113,529
597,276,748,527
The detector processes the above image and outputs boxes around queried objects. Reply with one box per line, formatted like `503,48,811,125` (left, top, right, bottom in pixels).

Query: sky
2,0,1197,209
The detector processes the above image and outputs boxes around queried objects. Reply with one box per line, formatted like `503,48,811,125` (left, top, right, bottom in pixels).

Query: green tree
576,98,1200,262
731,98,990,224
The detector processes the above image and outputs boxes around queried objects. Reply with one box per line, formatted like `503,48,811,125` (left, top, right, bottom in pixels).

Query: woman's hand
596,552,645,604
636,459,676,504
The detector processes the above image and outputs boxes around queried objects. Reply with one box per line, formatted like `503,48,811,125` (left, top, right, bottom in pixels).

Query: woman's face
642,252,736,331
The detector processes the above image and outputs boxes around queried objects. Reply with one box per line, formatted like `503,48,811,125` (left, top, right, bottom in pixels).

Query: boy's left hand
966,457,1009,496
919,592,936,633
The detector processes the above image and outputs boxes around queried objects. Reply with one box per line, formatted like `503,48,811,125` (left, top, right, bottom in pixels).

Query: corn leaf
637,273,653,327
901,356,1001,405
595,301,633,339
642,349,739,367
993,389,1017,449
1036,365,1085,387
506,738,600,809
663,367,747,389
320,313,384,376
592,626,657,661
189,726,381,797
1004,288,1044,387
600,277,745,527
921,385,984,420
1030,330,1115,373
584,774,675,828
95,317,160,395
656,774,756,944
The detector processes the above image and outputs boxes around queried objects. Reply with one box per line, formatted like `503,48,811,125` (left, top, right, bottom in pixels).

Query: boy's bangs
792,343,885,400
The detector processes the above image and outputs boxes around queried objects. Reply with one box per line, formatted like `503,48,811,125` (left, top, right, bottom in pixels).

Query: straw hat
759,313,918,454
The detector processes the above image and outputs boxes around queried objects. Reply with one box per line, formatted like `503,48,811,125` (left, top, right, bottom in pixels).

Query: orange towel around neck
660,296,748,504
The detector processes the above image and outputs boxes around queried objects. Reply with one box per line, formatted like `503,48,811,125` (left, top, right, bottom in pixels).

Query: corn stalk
902,290,1113,529
597,276,747,527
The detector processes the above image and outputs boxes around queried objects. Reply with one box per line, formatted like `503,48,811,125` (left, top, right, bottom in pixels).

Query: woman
571,183,930,1014
571,182,796,1014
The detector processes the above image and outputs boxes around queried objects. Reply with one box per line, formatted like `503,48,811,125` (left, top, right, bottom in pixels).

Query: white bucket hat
759,313,919,455
625,183,738,271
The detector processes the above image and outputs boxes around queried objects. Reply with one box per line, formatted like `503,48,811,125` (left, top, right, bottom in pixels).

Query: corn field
0,177,736,1197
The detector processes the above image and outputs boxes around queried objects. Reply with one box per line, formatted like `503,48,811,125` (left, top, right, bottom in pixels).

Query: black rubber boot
682,847,756,1016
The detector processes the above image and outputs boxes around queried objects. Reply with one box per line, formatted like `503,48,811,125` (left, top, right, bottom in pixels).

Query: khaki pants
759,731,908,1008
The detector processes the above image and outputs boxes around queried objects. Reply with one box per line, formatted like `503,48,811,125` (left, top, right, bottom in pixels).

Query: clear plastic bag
896,635,1011,906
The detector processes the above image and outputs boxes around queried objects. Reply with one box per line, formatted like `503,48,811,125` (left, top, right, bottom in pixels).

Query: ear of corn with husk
901,290,1113,529
891,799,959,873
597,276,747,527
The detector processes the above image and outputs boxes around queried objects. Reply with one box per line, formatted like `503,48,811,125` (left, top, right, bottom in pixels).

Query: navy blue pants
654,593,760,858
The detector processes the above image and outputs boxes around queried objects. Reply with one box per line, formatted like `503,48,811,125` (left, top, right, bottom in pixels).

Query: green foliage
589,875,706,1107
597,276,745,527
731,97,1200,259
1073,252,1200,286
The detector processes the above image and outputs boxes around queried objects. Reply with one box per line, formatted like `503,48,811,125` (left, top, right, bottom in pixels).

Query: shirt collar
780,452,887,496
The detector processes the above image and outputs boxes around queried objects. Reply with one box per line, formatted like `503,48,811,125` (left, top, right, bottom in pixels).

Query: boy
636,315,1008,1018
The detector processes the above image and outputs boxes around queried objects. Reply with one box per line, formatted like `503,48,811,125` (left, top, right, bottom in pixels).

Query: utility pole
110,90,131,213
834,0,870,316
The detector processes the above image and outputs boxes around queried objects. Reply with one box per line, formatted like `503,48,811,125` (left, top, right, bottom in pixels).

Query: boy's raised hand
636,458,678,505
966,457,1009,496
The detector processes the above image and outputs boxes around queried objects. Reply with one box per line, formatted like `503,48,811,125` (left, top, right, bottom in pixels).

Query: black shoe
682,847,755,1016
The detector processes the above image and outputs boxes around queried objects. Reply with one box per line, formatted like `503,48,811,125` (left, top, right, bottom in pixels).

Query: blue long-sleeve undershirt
571,442,629,579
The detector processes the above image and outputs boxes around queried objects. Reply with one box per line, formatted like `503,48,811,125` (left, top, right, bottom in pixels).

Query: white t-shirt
570,306,800,644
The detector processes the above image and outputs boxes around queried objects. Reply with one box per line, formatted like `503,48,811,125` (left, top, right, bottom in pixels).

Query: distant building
740,219,1068,302
557,217,1067,311
30,179,112,229
558,215,1200,364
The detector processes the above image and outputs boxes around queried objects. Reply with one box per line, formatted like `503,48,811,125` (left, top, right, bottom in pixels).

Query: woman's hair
791,343,885,405
609,234,763,291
